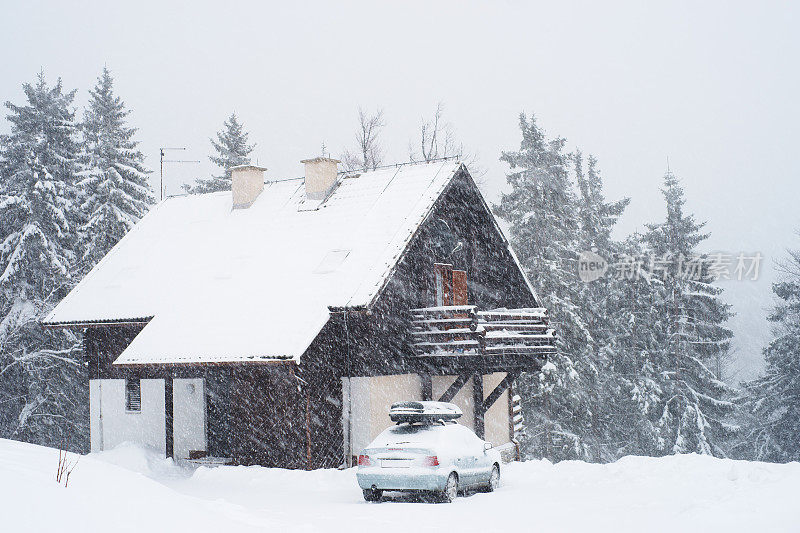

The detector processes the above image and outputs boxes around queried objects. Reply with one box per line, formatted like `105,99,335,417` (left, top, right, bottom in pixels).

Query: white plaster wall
348,377,371,457
369,374,421,442
90,378,166,455
346,374,422,457
432,375,475,431
89,380,103,452
483,372,511,446
173,378,206,460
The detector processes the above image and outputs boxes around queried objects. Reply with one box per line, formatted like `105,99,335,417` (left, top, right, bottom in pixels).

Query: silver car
356,415,502,503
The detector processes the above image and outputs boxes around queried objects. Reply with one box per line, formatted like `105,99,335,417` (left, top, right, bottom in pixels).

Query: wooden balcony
409,305,556,373
409,305,556,438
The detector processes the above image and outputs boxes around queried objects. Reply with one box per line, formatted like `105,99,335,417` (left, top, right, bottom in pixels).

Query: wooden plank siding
226,367,307,468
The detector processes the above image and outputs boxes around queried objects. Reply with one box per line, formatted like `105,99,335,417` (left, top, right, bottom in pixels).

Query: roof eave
41,317,153,329
112,358,297,368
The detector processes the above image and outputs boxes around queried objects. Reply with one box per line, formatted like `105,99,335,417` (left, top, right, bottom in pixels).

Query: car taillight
423,456,439,467
358,454,371,466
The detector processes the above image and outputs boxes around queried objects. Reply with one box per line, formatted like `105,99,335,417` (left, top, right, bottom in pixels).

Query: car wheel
486,464,500,492
439,472,458,503
363,488,382,502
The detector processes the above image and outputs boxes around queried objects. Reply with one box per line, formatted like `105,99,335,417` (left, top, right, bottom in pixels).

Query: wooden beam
165,375,174,458
305,391,312,471
508,377,521,460
482,372,516,413
421,373,432,401
408,352,549,376
438,374,470,403
473,373,485,439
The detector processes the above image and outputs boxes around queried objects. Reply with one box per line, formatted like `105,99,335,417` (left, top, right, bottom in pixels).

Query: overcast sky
2,0,798,380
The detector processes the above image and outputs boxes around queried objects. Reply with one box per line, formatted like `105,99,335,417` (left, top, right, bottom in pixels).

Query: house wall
224,366,311,468
345,373,510,458
89,379,102,452
89,377,207,459
369,374,421,441
348,377,371,457
306,364,345,469
173,378,206,460
346,374,422,457
483,372,511,447
89,378,166,454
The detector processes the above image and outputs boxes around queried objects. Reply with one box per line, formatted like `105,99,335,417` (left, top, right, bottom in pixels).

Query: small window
125,379,141,412
314,249,351,274
433,263,453,306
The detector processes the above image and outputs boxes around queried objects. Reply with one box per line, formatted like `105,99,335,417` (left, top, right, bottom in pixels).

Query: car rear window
371,424,445,447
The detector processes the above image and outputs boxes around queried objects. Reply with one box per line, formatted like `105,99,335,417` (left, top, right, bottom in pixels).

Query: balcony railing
409,305,557,360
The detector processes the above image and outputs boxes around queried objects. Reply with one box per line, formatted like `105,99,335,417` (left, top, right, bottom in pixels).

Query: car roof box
389,401,463,423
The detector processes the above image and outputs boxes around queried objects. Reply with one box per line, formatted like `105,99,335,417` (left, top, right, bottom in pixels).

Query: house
43,158,556,469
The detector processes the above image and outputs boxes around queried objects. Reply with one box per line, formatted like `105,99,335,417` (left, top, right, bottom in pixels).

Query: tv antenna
160,147,200,200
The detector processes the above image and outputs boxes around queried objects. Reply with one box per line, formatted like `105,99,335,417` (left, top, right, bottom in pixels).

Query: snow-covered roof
45,160,468,364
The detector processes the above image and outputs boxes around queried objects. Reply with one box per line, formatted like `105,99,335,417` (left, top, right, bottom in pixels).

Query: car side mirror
484,442,493,451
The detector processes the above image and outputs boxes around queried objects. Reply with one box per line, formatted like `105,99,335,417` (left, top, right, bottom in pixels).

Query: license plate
381,459,411,468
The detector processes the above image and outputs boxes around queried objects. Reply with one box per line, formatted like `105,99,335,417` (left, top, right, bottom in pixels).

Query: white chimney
230,165,267,209
301,157,340,200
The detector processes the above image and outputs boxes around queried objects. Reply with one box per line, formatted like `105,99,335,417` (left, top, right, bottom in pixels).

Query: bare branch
410,102,487,184
341,107,385,172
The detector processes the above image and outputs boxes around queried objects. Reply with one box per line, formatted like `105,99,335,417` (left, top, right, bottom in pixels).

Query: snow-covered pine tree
641,170,735,456
739,235,800,462
78,67,154,271
0,72,87,449
571,150,636,460
574,153,629,253
495,114,598,461
601,234,668,457
184,113,254,193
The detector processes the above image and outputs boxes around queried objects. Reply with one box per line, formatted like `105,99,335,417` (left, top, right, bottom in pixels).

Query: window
433,263,468,306
125,379,141,412
453,269,468,305
434,263,453,306
314,249,351,274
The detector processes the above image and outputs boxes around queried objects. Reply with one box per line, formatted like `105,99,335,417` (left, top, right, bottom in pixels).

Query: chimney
230,165,267,209
301,157,340,200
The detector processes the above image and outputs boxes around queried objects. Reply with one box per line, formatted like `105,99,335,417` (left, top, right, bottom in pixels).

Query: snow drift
1,438,798,532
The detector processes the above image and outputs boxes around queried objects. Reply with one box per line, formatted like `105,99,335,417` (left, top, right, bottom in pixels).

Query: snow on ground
2,438,799,532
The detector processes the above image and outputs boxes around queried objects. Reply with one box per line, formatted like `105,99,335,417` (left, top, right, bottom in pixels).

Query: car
356,401,502,503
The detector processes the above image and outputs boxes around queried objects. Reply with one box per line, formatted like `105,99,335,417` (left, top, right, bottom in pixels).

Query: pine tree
601,234,667,457
495,114,598,461
78,67,154,271
641,170,736,456
185,113,254,193
571,150,636,460
496,113,735,461
0,72,87,449
575,152,629,252
739,236,800,462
